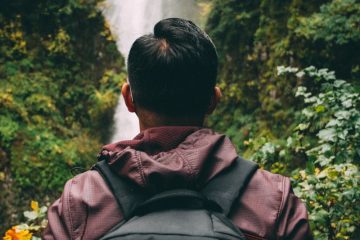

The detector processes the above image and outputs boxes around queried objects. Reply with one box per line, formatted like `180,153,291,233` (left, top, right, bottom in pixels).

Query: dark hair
127,18,218,117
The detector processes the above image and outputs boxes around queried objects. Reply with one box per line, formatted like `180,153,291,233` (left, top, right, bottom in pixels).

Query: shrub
250,66,360,239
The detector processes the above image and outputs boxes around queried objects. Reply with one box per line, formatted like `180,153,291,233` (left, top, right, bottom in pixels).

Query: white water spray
103,0,200,142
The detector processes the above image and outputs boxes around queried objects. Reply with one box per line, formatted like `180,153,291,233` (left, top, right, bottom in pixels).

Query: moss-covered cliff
0,0,126,230
206,0,359,150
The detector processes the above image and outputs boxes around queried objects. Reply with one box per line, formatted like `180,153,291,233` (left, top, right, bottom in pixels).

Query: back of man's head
127,18,218,118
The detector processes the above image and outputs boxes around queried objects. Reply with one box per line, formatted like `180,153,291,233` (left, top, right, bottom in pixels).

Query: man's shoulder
248,168,290,192
63,169,121,206
240,168,292,218
44,169,122,240
62,169,120,215
67,169,103,186
230,167,296,238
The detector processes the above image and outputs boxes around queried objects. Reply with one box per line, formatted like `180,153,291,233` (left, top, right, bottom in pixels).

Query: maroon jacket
43,127,312,240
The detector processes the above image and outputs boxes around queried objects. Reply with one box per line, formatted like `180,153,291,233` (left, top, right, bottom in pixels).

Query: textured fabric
43,126,312,240
45,171,122,240
97,127,238,192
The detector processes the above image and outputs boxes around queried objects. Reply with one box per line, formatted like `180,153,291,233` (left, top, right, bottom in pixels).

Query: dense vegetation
0,0,125,233
206,0,359,239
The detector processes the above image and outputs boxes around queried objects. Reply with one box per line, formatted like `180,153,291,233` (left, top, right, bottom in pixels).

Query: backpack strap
93,156,258,218
92,161,149,220
201,157,258,216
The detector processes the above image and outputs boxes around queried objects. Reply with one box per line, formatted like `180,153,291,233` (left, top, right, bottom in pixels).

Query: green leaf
326,119,340,127
334,80,346,88
342,99,352,108
315,105,326,113
335,110,351,120
297,123,310,130
311,209,329,224
318,128,336,142
24,210,38,220
40,206,48,214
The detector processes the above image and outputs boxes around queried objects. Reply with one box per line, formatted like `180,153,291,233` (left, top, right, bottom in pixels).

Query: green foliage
206,1,359,238
294,164,359,239
296,0,360,45
249,67,360,239
0,0,125,231
206,0,359,142
291,67,359,239
292,67,360,166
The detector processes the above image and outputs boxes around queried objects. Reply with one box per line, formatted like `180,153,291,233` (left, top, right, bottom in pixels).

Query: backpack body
101,209,244,240
93,157,258,240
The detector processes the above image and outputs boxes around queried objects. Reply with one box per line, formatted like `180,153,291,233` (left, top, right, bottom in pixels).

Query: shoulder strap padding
92,161,148,219
201,157,258,215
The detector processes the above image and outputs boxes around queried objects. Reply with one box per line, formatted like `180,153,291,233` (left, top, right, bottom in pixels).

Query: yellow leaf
31,201,39,212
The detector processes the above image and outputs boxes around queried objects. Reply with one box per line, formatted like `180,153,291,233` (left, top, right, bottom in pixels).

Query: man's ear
122,83,136,113
207,86,222,114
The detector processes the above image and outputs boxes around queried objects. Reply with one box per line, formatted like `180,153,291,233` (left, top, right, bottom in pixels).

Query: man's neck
137,109,205,132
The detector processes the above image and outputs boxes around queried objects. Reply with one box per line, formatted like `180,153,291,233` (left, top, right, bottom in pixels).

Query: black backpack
93,157,258,240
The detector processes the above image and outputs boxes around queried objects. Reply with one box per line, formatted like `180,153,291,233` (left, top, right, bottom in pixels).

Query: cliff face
206,0,359,142
0,0,126,230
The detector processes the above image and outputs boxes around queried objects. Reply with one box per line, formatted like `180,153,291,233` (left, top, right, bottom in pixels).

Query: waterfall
103,0,200,142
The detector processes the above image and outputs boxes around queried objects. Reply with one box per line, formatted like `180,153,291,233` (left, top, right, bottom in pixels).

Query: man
44,18,312,239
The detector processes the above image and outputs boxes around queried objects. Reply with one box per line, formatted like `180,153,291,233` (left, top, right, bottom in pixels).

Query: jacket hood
98,126,238,192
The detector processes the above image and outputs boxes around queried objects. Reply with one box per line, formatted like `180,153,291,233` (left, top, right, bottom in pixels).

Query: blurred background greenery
0,0,359,239
0,0,126,234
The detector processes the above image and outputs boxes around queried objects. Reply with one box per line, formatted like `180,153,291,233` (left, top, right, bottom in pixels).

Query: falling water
103,0,200,142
